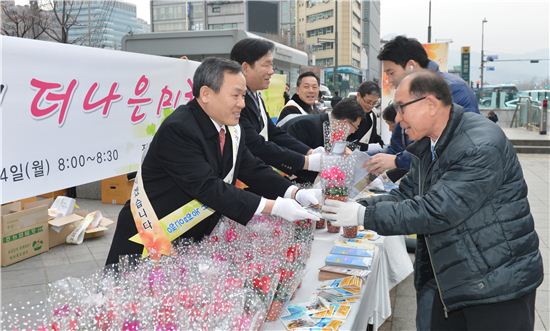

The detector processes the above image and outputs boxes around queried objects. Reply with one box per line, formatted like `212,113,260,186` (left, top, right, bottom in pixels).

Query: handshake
270,188,365,228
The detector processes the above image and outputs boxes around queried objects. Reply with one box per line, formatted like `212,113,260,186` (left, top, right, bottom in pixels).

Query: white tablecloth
263,231,413,331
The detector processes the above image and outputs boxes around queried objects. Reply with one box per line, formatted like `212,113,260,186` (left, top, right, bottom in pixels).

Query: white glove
295,188,323,207
321,199,365,227
272,197,320,221
310,146,326,155
306,153,322,172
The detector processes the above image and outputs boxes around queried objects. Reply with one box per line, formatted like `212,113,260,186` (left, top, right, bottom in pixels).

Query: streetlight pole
480,17,488,90
427,0,432,43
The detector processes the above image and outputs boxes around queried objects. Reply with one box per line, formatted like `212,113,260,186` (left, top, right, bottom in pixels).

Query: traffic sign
460,46,470,82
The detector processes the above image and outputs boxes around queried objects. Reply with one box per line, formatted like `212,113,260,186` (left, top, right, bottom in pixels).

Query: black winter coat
358,105,543,312
106,99,291,265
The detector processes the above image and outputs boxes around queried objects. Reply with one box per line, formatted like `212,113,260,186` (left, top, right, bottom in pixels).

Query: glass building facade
70,1,149,49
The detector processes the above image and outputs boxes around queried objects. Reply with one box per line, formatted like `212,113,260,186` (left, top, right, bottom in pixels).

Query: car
320,95,332,110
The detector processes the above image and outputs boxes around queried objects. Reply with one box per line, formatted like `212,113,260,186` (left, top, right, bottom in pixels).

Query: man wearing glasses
347,81,384,152
322,71,542,331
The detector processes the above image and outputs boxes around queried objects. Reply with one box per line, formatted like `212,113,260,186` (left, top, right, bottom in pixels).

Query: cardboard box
48,210,114,247
40,189,68,199
101,175,133,205
48,213,83,248
1,199,50,267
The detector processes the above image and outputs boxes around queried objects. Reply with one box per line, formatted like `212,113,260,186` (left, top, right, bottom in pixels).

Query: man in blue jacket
366,35,479,180
322,71,543,330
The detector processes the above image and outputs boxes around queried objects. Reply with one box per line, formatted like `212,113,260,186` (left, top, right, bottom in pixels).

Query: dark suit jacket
106,99,291,265
347,111,384,151
282,113,329,149
240,91,310,175
281,113,329,184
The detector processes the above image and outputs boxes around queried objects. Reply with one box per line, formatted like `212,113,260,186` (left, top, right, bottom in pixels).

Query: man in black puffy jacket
322,71,543,330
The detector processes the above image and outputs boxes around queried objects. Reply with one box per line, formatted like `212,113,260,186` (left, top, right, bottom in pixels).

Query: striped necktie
219,127,226,156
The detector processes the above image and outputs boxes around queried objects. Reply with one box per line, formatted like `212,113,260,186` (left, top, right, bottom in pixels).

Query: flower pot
315,219,326,229
324,194,348,202
343,226,358,238
266,299,285,321
326,221,340,233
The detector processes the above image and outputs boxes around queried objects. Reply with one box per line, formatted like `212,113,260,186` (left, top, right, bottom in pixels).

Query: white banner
0,36,200,203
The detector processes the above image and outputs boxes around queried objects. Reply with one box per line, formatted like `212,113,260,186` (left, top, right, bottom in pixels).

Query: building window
212,6,220,13
208,23,237,30
306,26,333,38
352,59,361,68
352,43,361,54
352,28,361,39
316,57,334,66
306,9,333,23
312,41,334,52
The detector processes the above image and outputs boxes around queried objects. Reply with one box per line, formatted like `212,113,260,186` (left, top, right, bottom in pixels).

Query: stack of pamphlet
279,276,363,330
319,231,378,281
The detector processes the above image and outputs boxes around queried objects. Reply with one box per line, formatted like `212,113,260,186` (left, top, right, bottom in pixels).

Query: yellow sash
129,125,240,259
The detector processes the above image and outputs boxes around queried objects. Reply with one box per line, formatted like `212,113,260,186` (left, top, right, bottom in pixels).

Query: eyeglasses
395,96,426,114
361,97,380,108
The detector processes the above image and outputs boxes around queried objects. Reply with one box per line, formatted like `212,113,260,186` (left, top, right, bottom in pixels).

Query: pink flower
225,228,237,242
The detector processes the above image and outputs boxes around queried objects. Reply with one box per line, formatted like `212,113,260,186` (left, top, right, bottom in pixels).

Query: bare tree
43,0,84,44
1,1,48,39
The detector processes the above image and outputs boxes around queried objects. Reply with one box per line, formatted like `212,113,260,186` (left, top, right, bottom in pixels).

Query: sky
380,0,549,55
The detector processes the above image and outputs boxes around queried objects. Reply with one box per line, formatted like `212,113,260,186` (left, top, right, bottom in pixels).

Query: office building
361,0,380,83
69,1,148,49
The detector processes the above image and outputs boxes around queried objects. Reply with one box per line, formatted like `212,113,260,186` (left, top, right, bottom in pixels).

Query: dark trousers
431,290,537,331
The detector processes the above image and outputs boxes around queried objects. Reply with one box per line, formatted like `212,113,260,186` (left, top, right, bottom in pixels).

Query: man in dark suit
230,38,323,177
347,81,384,152
106,58,320,265
280,98,364,183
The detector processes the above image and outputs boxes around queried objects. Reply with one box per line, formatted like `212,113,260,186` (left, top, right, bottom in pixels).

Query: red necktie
219,127,226,156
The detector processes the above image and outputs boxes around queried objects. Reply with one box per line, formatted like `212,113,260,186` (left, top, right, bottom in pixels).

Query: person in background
330,91,342,108
230,38,323,179
377,35,479,114
283,83,290,104
346,81,384,152
282,97,364,149
280,98,364,184
381,103,397,132
378,104,413,182
366,35,480,186
106,58,320,265
322,71,542,331
487,110,499,123
277,71,320,126
366,103,413,181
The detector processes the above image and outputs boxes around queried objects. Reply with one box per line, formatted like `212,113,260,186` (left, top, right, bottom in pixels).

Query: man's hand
321,199,365,227
295,188,322,207
308,146,326,155
305,153,321,172
365,154,397,175
272,197,320,221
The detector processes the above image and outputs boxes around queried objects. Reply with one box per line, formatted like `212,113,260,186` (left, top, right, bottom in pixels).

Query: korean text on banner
0,36,200,203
